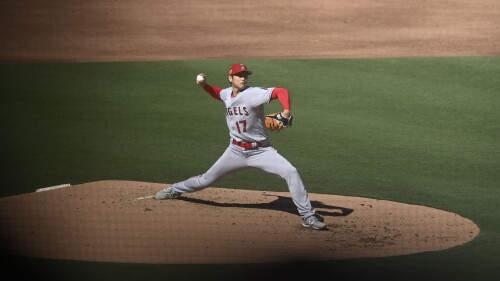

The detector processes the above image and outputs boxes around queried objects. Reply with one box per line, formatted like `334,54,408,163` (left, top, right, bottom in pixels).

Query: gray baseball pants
171,145,316,219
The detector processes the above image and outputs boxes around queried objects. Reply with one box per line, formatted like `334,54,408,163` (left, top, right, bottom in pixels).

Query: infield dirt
0,181,480,264
0,0,498,62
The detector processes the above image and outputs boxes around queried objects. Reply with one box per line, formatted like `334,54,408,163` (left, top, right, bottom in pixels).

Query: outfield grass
0,57,499,280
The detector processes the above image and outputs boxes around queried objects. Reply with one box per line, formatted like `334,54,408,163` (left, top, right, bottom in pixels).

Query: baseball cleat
154,187,181,200
302,215,327,230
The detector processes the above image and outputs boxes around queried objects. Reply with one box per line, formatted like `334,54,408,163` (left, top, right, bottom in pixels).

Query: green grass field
1,57,499,281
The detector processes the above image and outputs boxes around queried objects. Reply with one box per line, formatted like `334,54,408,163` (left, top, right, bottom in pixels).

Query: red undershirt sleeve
202,84,223,101
271,88,291,110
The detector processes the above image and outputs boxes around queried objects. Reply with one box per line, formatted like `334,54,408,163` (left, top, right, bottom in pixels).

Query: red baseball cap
228,63,252,76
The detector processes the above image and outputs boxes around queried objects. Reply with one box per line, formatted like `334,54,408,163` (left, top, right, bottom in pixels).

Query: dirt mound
0,181,479,264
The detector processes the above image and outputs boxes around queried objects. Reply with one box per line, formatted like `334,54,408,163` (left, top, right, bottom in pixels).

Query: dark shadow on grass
177,193,353,218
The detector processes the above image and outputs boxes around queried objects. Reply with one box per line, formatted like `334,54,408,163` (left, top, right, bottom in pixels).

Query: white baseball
196,74,205,83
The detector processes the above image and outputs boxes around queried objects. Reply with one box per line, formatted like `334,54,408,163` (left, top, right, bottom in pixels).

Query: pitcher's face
229,72,249,91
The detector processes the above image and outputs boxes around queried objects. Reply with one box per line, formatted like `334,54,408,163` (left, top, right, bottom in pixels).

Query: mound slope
0,181,479,264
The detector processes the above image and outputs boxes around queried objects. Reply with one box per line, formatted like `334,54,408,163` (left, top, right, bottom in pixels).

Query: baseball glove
265,112,293,132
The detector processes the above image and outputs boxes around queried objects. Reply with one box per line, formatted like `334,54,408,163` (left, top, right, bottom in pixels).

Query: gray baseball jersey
220,86,274,143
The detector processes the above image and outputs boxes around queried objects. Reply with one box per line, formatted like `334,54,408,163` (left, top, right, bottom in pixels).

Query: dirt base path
0,181,479,264
1,0,499,62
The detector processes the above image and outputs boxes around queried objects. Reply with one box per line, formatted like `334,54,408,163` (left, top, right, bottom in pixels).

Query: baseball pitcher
155,63,326,230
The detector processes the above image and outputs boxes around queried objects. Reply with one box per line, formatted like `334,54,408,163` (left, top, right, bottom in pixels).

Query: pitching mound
0,180,479,264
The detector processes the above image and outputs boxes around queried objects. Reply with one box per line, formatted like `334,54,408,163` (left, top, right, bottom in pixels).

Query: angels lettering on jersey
219,87,275,143
226,106,249,116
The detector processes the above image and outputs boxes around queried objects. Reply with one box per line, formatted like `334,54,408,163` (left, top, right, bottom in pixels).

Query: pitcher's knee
282,166,299,178
195,174,215,188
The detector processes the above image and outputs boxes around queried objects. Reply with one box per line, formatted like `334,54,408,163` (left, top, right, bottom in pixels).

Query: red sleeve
271,88,290,110
202,84,223,101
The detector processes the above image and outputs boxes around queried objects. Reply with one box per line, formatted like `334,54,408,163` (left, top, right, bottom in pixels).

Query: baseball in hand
196,74,205,84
